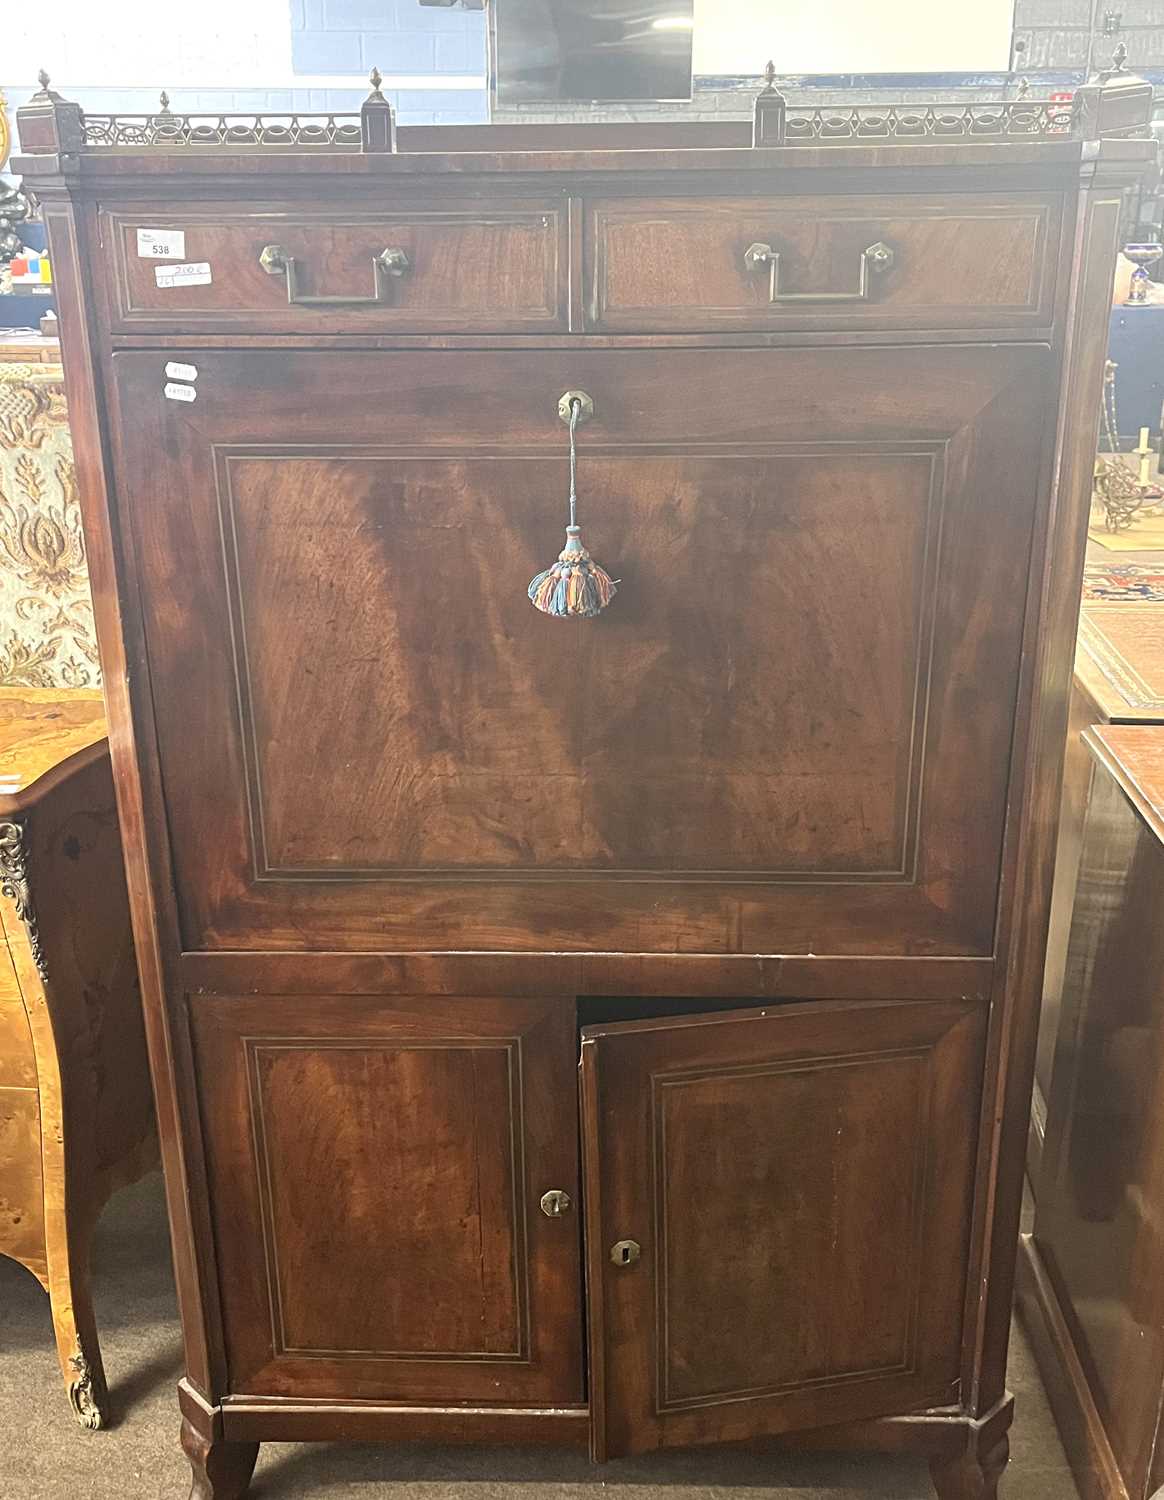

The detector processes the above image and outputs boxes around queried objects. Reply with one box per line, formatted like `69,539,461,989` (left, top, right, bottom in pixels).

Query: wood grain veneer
14,82,1153,1499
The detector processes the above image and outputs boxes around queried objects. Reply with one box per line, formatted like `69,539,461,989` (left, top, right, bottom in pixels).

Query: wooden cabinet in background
1020,725,1164,1500
14,64,1154,1500
1031,596,1164,1192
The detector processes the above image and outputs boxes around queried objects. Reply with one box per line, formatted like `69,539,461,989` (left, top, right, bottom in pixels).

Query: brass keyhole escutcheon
557,389,595,425
540,1189,572,1217
610,1238,641,1267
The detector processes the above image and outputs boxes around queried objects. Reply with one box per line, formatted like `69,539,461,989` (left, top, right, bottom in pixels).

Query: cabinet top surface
0,688,107,810
1086,724,1164,844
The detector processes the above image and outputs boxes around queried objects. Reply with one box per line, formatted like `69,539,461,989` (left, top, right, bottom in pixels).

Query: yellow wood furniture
0,687,154,1428
0,331,61,364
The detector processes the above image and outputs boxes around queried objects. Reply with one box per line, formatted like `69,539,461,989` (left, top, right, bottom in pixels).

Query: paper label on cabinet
164,361,198,382
163,382,197,403
137,228,186,259
154,261,211,289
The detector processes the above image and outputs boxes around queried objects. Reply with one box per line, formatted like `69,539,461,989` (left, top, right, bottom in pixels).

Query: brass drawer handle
259,243,411,305
744,239,894,304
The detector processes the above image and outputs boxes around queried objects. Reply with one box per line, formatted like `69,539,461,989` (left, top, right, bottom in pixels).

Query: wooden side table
0,687,155,1428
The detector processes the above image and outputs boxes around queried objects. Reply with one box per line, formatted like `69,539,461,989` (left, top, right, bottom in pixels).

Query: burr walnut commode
13,64,1153,1500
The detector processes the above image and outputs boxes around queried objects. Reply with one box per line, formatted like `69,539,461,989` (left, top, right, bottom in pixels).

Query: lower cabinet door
580,998,986,1457
191,993,584,1403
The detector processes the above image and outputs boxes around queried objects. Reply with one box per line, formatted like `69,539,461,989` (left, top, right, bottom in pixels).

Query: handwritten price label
154,262,212,289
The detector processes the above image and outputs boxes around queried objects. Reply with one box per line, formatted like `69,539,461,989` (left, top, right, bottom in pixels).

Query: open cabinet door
580,999,986,1458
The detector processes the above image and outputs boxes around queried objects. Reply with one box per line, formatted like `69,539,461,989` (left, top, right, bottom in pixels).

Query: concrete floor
0,1174,1079,1499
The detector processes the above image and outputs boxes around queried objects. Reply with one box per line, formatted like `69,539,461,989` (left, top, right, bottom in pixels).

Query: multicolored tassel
528,397,617,619
528,525,617,618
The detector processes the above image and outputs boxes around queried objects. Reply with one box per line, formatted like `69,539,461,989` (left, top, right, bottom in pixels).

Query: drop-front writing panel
111,343,1047,954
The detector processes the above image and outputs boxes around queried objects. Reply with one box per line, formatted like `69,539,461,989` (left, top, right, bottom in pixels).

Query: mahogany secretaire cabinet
13,65,1154,1500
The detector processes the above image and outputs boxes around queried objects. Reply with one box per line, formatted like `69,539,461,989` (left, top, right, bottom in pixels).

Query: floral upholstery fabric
0,364,99,688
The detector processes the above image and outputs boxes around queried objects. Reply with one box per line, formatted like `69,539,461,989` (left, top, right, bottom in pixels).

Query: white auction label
155,261,212,289
163,382,197,403
137,228,186,259
164,361,198,382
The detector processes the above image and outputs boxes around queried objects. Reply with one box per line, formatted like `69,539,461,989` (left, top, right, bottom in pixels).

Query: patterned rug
1078,605,1164,712
1082,563,1164,600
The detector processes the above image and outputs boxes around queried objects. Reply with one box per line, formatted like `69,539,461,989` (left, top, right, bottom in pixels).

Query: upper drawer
100,205,568,333
585,194,1062,333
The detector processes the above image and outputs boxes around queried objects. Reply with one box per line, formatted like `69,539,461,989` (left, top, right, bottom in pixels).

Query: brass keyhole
540,1189,572,1218
610,1238,641,1267
557,389,594,425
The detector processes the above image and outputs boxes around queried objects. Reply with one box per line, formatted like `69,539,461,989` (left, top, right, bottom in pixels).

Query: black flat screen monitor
491,0,695,106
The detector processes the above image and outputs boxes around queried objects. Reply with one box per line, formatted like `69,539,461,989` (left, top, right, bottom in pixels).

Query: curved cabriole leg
46,1224,109,1430
63,1346,108,1433
180,1418,259,1500
929,1433,1010,1500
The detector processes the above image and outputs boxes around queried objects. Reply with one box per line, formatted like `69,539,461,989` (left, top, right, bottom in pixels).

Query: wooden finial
361,65,395,152
18,68,83,154
753,59,786,146
32,68,64,101
32,68,67,102
1074,33,1152,139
